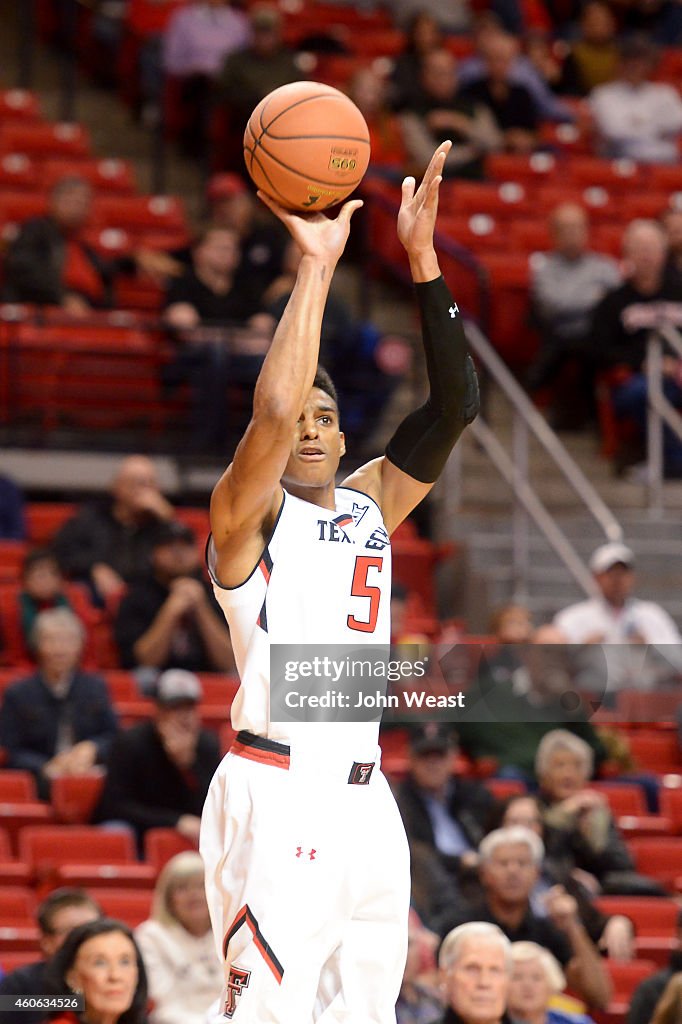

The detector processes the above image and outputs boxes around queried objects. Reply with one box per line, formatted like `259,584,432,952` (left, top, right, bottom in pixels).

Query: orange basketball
243,81,371,211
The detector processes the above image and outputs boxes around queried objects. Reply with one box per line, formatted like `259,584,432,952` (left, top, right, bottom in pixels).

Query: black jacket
54,498,165,585
0,960,49,1024
0,671,117,780
627,949,682,1024
95,719,221,839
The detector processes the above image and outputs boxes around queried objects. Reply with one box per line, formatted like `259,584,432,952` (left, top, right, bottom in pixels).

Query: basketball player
200,141,479,1023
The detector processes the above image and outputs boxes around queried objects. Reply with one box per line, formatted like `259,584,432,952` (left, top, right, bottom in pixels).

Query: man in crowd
590,218,682,476
95,669,221,848
0,608,117,799
436,827,611,1009
590,36,682,164
114,521,233,673
0,888,102,1024
54,455,175,605
438,922,514,1024
527,203,620,428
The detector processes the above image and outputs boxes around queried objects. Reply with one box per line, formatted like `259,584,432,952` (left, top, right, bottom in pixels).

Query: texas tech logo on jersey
224,965,250,1018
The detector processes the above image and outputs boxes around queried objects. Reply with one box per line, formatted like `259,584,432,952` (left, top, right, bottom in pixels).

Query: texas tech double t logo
224,965,251,1018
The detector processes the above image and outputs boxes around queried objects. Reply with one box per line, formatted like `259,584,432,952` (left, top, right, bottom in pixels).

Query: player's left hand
397,140,451,256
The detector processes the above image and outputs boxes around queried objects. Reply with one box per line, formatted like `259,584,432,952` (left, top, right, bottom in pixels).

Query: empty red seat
660,788,682,834
50,774,105,825
0,542,26,583
42,158,137,195
0,153,40,191
19,825,154,890
440,180,533,220
485,778,527,800
592,782,647,817
628,732,681,774
535,184,621,224
91,194,188,238
485,151,558,186
0,90,42,122
0,804,53,856
647,165,682,194
0,886,36,923
628,838,682,888
25,503,75,544
0,772,37,802
439,213,507,254
88,888,153,928
0,123,90,160
0,949,41,972
618,690,681,724
566,157,643,193
508,220,552,254
600,959,659,1024
0,924,41,951
144,828,197,872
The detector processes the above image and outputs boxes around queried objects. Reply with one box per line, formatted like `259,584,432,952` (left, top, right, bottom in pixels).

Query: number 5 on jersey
348,555,383,633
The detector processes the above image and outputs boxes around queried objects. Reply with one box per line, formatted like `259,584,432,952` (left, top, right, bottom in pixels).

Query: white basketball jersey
208,487,392,758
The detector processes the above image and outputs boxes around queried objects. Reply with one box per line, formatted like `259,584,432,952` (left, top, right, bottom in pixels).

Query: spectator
628,911,682,1024
438,921,513,1024
400,49,502,180
0,474,26,539
349,67,407,177
396,924,442,1024
135,852,223,1024
497,795,634,961
590,36,682,164
558,2,619,96
0,608,117,799
3,176,169,312
457,32,540,153
508,941,595,1024
95,669,221,847
436,827,611,1009
527,203,620,428
114,522,233,673
163,225,267,451
54,455,175,605
390,11,444,112
46,919,148,1024
651,975,682,1024
162,0,251,79
16,548,92,659
214,4,299,166
662,207,682,282
590,219,682,477
0,888,102,1024
397,724,493,888
385,0,471,33
458,23,572,125
535,729,664,896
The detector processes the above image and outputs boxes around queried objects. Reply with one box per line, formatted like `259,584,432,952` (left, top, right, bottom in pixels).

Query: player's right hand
256,191,363,267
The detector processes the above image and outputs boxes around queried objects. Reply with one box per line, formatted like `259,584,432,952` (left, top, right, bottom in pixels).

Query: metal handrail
465,320,623,544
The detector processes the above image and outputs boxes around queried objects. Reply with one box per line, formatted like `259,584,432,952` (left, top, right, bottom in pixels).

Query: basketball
243,81,371,211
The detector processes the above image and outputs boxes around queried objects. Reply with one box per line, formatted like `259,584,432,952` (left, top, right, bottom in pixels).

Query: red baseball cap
207,173,248,203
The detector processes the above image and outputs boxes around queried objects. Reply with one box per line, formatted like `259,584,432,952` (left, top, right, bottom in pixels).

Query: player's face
443,940,509,1024
481,843,538,902
282,388,345,489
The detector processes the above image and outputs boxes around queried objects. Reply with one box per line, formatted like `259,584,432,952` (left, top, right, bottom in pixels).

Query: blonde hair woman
135,852,222,1024
508,942,595,1024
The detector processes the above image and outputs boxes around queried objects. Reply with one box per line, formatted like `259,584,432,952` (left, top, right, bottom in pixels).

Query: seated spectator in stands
349,67,407,178
396,724,493,888
662,208,682,282
214,4,299,167
497,795,634,960
386,0,471,33
590,36,682,164
389,11,444,112
535,729,664,896
135,852,223,1024
0,473,26,539
557,2,619,96
508,941,595,1024
0,888,102,1024
17,548,92,658
54,455,175,605
114,522,233,673
458,20,572,125
400,49,502,179
527,203,620,428
162,0,251,156
0,608,117,799
163,225,267,451
95,669,221,847
3,176,168,312
457,32,540,153
438,922,513,1024
436,827,611,1009
396,924,442,1024
46,919,148,1024
590,219,682,477
628,912,682,1024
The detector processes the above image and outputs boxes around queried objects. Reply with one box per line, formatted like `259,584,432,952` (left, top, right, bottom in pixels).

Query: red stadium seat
627,732,681,774
595,896,679,966
19,825,154,890
88,888,153,928
597,959,659,1024
103,671,139,703
535,184,621,224
439,213,507,254
628,838,682,889
592,782,647,817
0,542,27,583
50,774,105,825
144,828,197,872
0,886,36,923
440,180,534,220
0,804,53,856
660,788,682,835
0,90,42,122
25,503,76,544
477,253,537,368
91,194,188,238
565,157,643,194
618,690,682,724
485,779,527,800
0,924,41,952
508,220,552,254
0,772,37,802
0,153,40,191
0,950,41,972
196,674,239,709
485,151,558,186
42,158,137,195
0,122,90,160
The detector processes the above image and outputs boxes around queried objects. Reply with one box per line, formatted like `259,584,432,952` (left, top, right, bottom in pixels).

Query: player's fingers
256,190,289,220
337,198,364,224
401,176,416,204
417,141,451,196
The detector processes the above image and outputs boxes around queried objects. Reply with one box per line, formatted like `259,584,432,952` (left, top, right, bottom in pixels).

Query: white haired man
436,827,611,1010
438,922,513,1024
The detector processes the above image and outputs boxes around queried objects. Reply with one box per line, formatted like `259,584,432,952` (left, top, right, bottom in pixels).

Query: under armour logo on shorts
224,965,251,1018
348,761,375,785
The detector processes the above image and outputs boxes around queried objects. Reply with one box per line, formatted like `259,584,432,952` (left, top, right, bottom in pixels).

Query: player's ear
339,430,346,457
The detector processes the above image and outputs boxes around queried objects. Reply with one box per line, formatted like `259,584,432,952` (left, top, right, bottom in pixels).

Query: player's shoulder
340,457,384,509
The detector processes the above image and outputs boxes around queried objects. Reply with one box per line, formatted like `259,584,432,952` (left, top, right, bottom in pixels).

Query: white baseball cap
155,669,203,706
589,542,635,574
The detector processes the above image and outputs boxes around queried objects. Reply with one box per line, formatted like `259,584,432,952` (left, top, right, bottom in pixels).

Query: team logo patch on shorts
348,761,374,785
224,965,251,1018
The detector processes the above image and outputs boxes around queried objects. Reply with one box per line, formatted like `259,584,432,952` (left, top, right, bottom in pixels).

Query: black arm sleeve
385,275,479,483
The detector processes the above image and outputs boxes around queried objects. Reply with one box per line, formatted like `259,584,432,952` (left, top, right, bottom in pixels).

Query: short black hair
46,919,148,1024
22,547,60,579
37,887,102,935
312,365,338,407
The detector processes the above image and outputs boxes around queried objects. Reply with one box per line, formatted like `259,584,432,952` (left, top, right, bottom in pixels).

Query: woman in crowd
508,941,595,1024
47,919,148,1024
135,852,223,1024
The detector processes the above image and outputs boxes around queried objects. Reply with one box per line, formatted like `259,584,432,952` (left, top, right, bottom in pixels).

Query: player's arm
343,142,479,535
210,196,362,583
